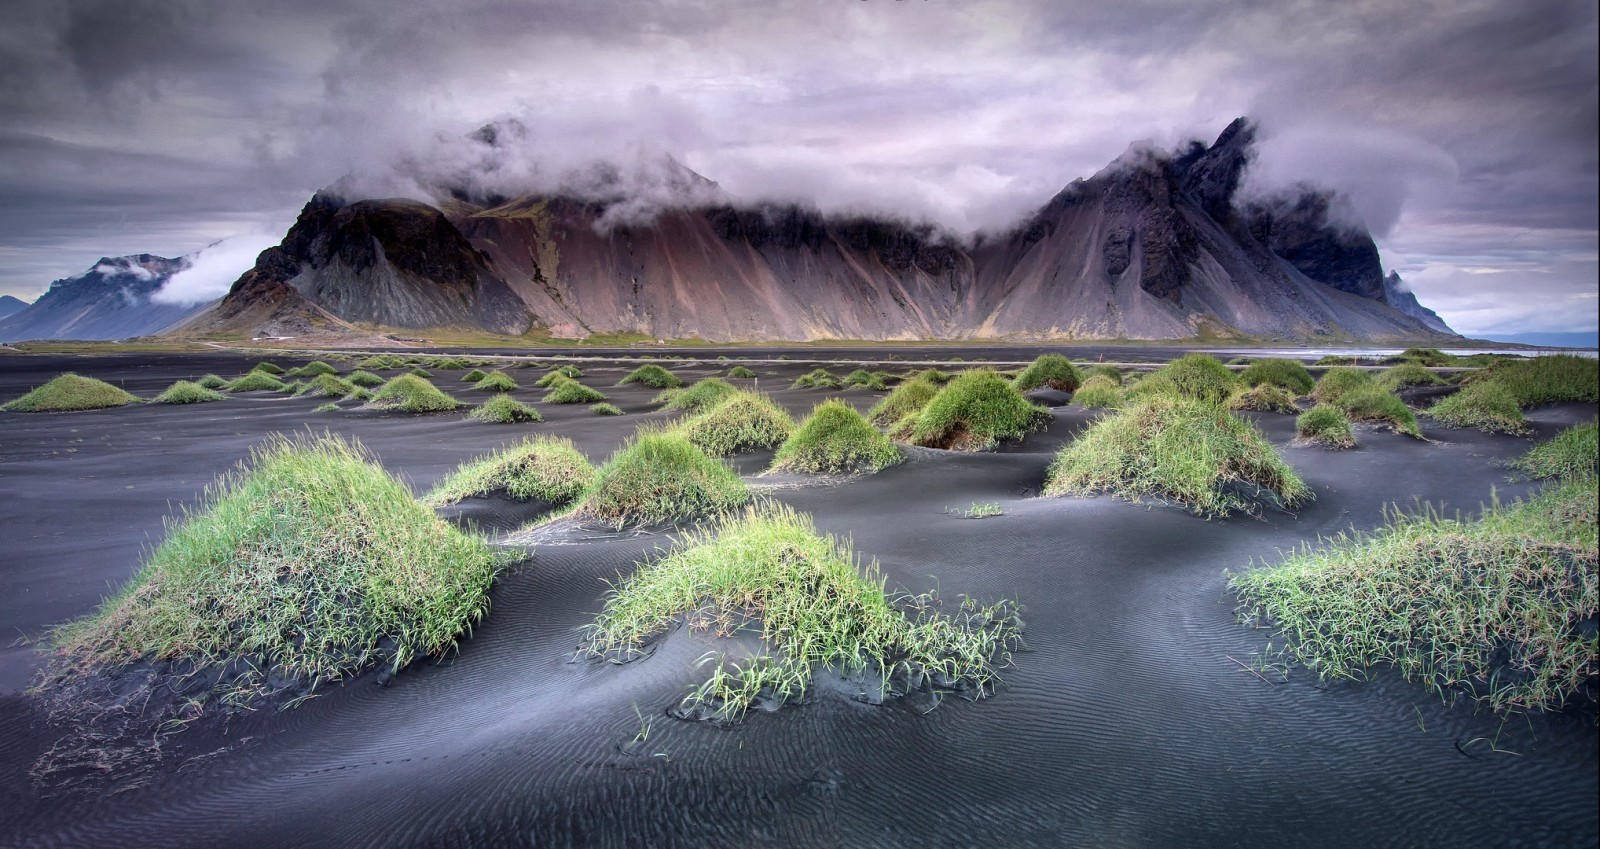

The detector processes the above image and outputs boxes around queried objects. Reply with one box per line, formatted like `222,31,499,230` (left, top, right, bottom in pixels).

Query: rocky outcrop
1382,271,1455,334
0,255,211,342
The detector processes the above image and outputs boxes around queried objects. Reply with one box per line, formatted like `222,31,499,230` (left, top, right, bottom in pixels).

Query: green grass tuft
312,402,340,413
365,374,462,413
407,367,433,378
250,362,285,375
356,355,403,370
727,365,758,379
867,374,941,426
42,433,503,707
843,369,891,391
469,394,543,424
1335,388,1422,437
462,368,489,383
1227,384,1300,414
285,361,339,378
619,365,684,389
909,369,1049,450
347,369,387,388
150,380,226,405
772,399,901,474
296,374,357,399
547,364,583,379
677,392,795,456
1463,354,1598,407
424,435,593,506
791,368,844,389
1080,365,1123,385
591,402,623,416
542,378,608,404
473,370,520,392
1072,375,1124,409
1125,354,1243,406
1511,420,1598,480
194,374,230,390
657,377,738,413
1230,476,1597,713
1309,367,1375,405
3,373,141,412
572,430,749,528
1296,404,1357,449
1426,382,1527,434
1239,359,1314,395
1375,362,1446,393
1012,354,1083,393
1044,396,1310,517
226,371,287,393
578,503,1020,722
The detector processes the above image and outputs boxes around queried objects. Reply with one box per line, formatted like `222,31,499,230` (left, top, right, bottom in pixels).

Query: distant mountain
0,256,214,342
1478,331,1599,349
186,118,1457,343
0,295,27,321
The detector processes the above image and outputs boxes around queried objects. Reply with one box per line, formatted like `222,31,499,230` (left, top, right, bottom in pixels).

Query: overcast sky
1,0,1594,335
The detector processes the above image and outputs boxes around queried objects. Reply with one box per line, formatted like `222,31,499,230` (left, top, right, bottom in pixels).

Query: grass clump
619,364,684,389
1426,382,1527,434
1310,367,1376,405
1511,420,1598,481
430,357,468,370
1230,476,1598,713
772,399,901,474
591,402,623,416
572,430,749,529
250,362,285,375
1080,364,1122,385
469,394,543,424
678,392,795,456
285,361,339,378
407,367,433,378
1044,396,1310,517
347,369,386,388
578,503,1020,722
867,373,941,426
908,369,1049,451
791,368,844,389
547,364,583,380
226,371,287,393
727,365,758,379
542,377,608,404
4,373,140,412
296,374,356,399
1296,404,1357,449
346,387,374,403
365,374,462,413
1126,354,1243,406
843,369,891,391
195,374,230,390
150,380,226,405
357,355,403,370
42,433,503,706
1239,359,1314,395
1012,354,1083,393
657,377,738,413
1390,347,1454,367
279,380,306,395
1465,354,1599,407
1227,384,1299,414
1336,388,1422,437
1072,375,1124,409
424,435,593,506
473,370,519,392
312,402,339,413
1375,362,1446,393
462,368,489,383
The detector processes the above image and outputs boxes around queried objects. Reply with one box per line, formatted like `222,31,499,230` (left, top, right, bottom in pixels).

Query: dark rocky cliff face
0,255,210,342
1246,191,1388,302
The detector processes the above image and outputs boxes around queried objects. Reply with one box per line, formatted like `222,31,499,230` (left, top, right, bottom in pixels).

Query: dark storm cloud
0,0,1592,334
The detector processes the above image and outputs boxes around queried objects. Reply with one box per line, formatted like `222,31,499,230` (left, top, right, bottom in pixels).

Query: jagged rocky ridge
0,256,212,342
188,118,1455,342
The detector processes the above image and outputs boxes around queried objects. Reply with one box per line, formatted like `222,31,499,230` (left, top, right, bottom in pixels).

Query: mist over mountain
0,255,214,342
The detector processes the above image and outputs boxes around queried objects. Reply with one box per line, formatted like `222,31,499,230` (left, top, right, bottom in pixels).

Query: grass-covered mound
619,364,684,389
578,504,1020,722
1511,420,1598,480
1426,381,1527,434
907,369,1049,450
726,365,758,379
1230,475,1597,713
538,364,582,381
1012,354,1083,393
571,430,749,529
1480,354,1599,406
43,434,502,705
462,368,489,383
1080,364,1122,385
772,399,901,474
295,374,357,399
195,374,230,390
150,380,226,405
678,392,795,456
424,435,593,506
1295,404,1357,449
473,370,519,392
791,368,843,389
867,373,941,426
3,373,140,412
365,374,462,413
591,402,623,416
843,369,891,391
1375,362,1446,393
1239,358,1315,395
429,357,469,370
407,367,434,378
1044,396,1310,517
357,354,403,370
1072,375,1124,409
285,361,339,378
226,371,287,392
1125,354,1243,406
250,361,285,375
657,377,738,413
1308,367,1374,405
469,394,543,424
542,377,608,404
1227,384,1299,414
347,369,387,388
1337,388,1422,437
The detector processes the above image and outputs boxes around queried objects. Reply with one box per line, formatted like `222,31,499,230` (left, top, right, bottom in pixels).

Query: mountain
0,295,28,321
186,118,1457,343
1478,331,1599,349
0,256,213,342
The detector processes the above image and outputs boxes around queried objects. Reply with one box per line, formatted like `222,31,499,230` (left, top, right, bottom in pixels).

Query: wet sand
1,350,1595,848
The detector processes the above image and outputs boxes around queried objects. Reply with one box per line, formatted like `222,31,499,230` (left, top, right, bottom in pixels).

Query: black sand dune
1,351,1595,848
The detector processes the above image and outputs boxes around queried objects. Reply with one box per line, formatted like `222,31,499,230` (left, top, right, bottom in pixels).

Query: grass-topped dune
542,375,608,404
867,372,941,426
1511,419,1598,480
285,361,339,378
1429,355,1597,435
1045,396,1310,517
772,399,901,474
1012,354,1082,393
579,503,1021,722
570,430,749,529
677,391,795,456
1231,474,1597,713
425,435,594,507
1295,404,1357,449
150,380,227,405
41,433,503,707
469,394,543,424
791,368,844,389
903,369,1049,450
365,374,462,413
4,373,140,412
1125,353,1243,406
619,364,683,389
227,371,287,392
656,377,738,413
1072,375,1123,409
1310,368,1421,437
1238,358,1315,395
473,371,519,392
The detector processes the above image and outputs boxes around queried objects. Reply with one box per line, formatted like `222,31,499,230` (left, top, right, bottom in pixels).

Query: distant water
1213,346,1599,360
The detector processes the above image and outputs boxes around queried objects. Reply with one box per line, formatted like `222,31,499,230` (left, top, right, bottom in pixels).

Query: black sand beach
1,350,1595,848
